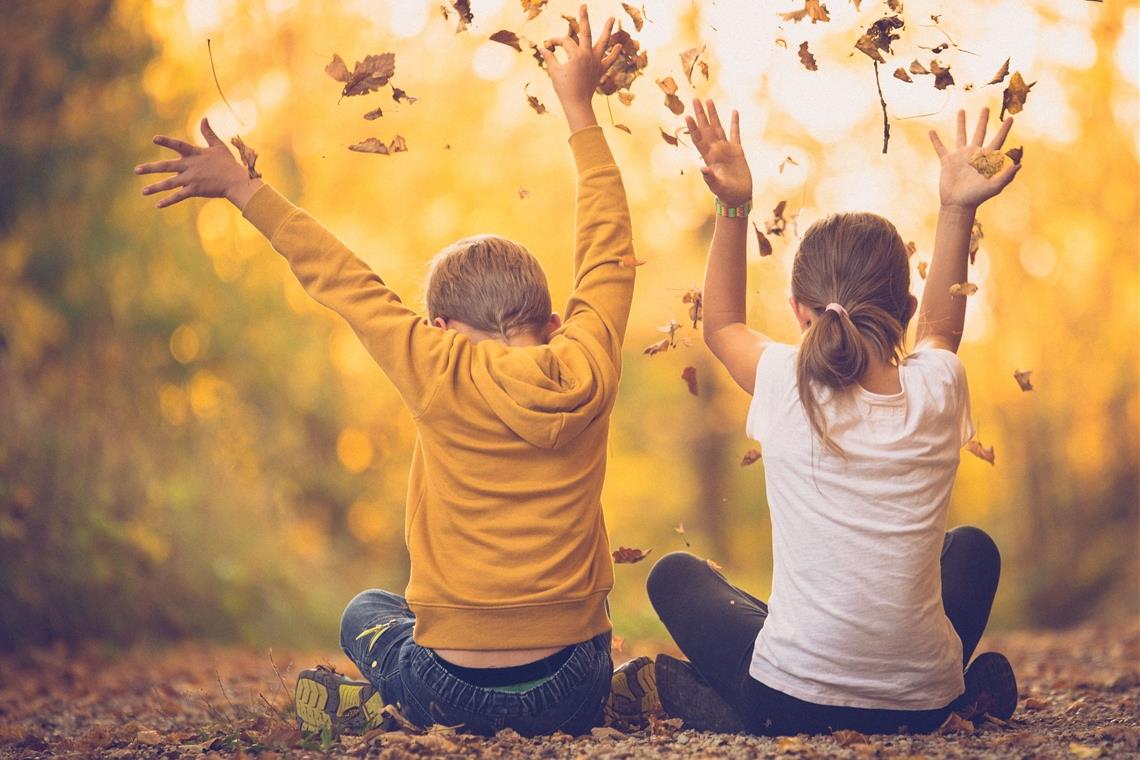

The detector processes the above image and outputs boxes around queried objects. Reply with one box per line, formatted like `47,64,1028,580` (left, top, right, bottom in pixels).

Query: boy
136,6,633,736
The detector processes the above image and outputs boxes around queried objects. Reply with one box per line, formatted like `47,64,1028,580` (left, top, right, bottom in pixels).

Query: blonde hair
792,213,913,454
426,235,552,338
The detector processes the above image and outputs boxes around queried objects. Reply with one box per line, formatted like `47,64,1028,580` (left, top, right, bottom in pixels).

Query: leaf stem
207,39,245,126
873,61,890,154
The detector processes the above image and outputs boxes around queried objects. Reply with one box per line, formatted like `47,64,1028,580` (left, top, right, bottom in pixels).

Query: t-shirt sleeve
745,343,797,443
910,348,976,447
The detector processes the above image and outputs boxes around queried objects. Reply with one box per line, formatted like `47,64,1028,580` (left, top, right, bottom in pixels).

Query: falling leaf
348,137,389,155
529,43,547,69
614,123,632,134
1024,697,1048,710
766,200,788,236
657,318,682,346
964,437,995,465
521,0,548,20
855,35,885,64
656,76,685,115
754,222,774,257
517,187,530,199
893,67,913,82
643,337,671,356
781,0,830,24
909,59,930,75
612,546,652,564
617,91,635,106
489,30,522,52
930,59,955,90
938,712,975,734
597,29,648,96
389,135,408,153
740,448,762,466
363,106,384,120
325,52,397,98
949,282,978,297
681,366,698,396
969,220,984,264
392,87,417,104
798,42,819,71
659,127,680,146
621,2,645,31
775,38,788,49
447,0,474,33
856,14,904,63
918,260,929,279
620,253,646,268
1001,71,1035,119
1006,146,1024,165
906,241,917,257
525,83,548,115
778,155,799,173
989,57,1011,85
680,46,707,84
674,522,691,547
682,289,703,328
230,135,261,180
969,148,1006,178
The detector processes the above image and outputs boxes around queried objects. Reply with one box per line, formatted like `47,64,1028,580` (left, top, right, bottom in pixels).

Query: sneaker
656,654,747,733
294,666,388,736
953,651,1018,722
603,656,662,728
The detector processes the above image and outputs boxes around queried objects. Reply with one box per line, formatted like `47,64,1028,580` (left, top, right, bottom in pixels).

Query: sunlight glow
473,41,516,81
388,0,429,38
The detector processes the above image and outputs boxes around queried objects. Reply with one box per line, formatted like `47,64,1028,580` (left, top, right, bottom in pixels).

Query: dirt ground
1,622,1136,759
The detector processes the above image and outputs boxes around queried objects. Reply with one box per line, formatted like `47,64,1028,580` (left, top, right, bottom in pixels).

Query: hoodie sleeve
560,126,636,373
242,184,454,415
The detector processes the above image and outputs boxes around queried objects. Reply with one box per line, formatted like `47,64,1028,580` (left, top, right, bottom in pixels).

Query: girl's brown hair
791,212,914,453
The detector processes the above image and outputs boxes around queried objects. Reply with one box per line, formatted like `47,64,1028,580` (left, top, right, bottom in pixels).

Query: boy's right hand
541,5,619,133
135,118,262,210
686,99,752,209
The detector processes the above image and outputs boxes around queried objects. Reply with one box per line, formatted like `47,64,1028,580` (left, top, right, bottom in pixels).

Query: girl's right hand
929,108,1021,210
686,98,752,209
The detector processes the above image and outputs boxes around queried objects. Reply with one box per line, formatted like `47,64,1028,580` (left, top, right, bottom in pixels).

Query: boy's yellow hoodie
242,127,635,649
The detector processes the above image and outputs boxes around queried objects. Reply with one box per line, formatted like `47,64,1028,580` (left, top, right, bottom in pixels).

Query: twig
873,61,890,154
268,649,295,710
259,692,291,726
207,38,245,126
216,671,241,720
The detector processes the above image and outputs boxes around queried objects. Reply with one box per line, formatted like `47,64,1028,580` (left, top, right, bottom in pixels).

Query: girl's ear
790,296,814,331
904,294,918,325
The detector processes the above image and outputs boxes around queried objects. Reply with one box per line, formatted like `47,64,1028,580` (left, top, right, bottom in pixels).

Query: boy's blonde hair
426,235,553,337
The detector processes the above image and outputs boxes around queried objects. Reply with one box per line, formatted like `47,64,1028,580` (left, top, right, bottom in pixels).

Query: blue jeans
339,589,612,736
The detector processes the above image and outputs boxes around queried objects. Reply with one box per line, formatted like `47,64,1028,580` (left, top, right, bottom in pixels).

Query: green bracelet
715,198,753,218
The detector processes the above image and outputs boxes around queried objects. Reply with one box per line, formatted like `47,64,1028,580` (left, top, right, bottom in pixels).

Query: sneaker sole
296,674,387,735
604,656,660,727
961,652,1018,722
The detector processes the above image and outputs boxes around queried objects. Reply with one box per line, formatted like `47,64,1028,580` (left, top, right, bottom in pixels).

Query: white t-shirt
745,343,975,710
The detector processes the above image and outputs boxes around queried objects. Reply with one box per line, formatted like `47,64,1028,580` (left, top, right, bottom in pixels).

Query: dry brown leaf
887,0,903,10
597,29,648,96
1006,146,1024,165
930,59,955,90
363,106,383,120
832,730,871,747
521,0,548,21
447,0,474,33
1001,71,1035,119
657,76,685,115
1066,697,1089,714
614,123,632,134
949,282,978,297
1024,696,1048,710
918,260,929,279
969,219,984,264
798,42,819,71
617,91,635,106
681,366,698,396
682,289,703,327
525,83,548,115
989,57,1011,85
893,67,913,83
326,53,396,98
778,736,809,752
906,241,917,257
620,253,646,268
658,318,681,346
969,148,1006,178
775,38,788,49
612,546,652,564
659,127,681,146
767,200,788,236
778,155,799,173
909,59,930,75
489,30,522,52
754,222,774,257
391,86,417,104
642,337,671,356
781,0,830,24
938,712,975,734
964,437,995,465
230,135,261,180
621,3,645,31
388,135,408,153
855,35,885,64
1069,743,1104,759
517,187,530,199
136,730,162,746
680,46,707,84
856,15,904,63
675,522,691,547
348,137,389,155
740,448,762,466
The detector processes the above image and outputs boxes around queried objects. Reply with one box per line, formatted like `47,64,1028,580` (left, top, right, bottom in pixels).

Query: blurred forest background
0,0,1136,650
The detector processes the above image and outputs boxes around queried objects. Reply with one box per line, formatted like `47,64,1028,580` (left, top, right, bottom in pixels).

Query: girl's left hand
930,108,1022,210
686,98,752,209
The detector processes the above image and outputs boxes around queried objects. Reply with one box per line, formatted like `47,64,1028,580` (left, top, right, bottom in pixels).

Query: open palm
686,99,752,209
930,108,1021,209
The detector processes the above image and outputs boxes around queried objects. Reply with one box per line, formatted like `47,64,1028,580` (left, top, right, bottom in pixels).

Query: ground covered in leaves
1,623,1136,759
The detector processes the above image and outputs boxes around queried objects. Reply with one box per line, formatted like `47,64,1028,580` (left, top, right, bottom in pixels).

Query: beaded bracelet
715,198,753,218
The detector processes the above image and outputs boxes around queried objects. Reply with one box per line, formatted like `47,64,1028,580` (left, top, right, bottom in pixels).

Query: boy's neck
447,320,548,347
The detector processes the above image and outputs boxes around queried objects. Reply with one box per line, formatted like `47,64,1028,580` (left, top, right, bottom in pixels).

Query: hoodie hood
469,324,618,450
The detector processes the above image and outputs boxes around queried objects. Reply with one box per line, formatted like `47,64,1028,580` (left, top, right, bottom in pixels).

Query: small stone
135,730,162,746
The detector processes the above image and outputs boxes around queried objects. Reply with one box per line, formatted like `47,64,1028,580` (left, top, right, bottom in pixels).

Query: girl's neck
859,359,902,395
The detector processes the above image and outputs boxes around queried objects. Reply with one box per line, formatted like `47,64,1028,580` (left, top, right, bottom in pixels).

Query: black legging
646,525,1001,736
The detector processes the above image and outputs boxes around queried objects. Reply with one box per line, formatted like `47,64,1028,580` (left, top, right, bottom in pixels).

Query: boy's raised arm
135,119,453,414
918,108,1021,354
540,6,635,359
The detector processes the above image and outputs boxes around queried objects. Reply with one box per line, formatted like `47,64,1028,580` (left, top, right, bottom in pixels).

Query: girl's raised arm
688,99,771,393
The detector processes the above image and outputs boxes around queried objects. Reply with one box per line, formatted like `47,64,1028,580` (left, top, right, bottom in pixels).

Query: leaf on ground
930,59,955,89
781,0,830,24
681,366,698,396
1069,743,1104,759
989,57,1011,85
675,522,691,547
326,53,396,98
918,260,928,279
682,289,702,327
832,729,870,747
642,337,671,356
893,67,913,82
949,282,978,297
1024,696,1048,710
1006,146,1024,164
136,730,162,746
230,135,261,180
740,448,762,466
969,148,1006,178
612,547,652,564
938,712,975,734
798,42,819,71
657,76,685,115
681,46,708,84
1001,71,1035,119
754,222,774,257
363,106,383,120
622,3,645,31
489,30,522,52
521,0,548,21
1013,369,1034,392
778,736,809,752
620,253,646,268
964,437,996,465
597,29,648,95
525,83,548,115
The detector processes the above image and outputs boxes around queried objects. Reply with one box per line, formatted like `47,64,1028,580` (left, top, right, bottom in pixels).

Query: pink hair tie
824,302,849,319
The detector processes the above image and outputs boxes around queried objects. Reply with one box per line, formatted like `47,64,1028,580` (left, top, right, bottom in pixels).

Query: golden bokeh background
0,0,1136,648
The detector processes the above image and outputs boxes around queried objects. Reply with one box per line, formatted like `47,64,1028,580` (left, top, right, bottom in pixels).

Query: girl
616,100,1022,736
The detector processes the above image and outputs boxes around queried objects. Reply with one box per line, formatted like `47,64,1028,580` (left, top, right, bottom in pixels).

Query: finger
142,175,185,196
993,161,1022,190
153,135,199,157
928,130,947,158
987,116,1013,151
593,17,615,59
692,98,710,131
970,107,989,147
200,117,224,148
730,110,741,145
685,115,706,155
546,37,578,54
956,109,967,148
600,46,620,68
134,159,185,176
707,100,727,142
539,45,558,68
155,187,193,209
578,5,592,51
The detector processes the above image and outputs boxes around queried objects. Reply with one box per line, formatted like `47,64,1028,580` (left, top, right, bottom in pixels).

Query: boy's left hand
541,5,619,132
